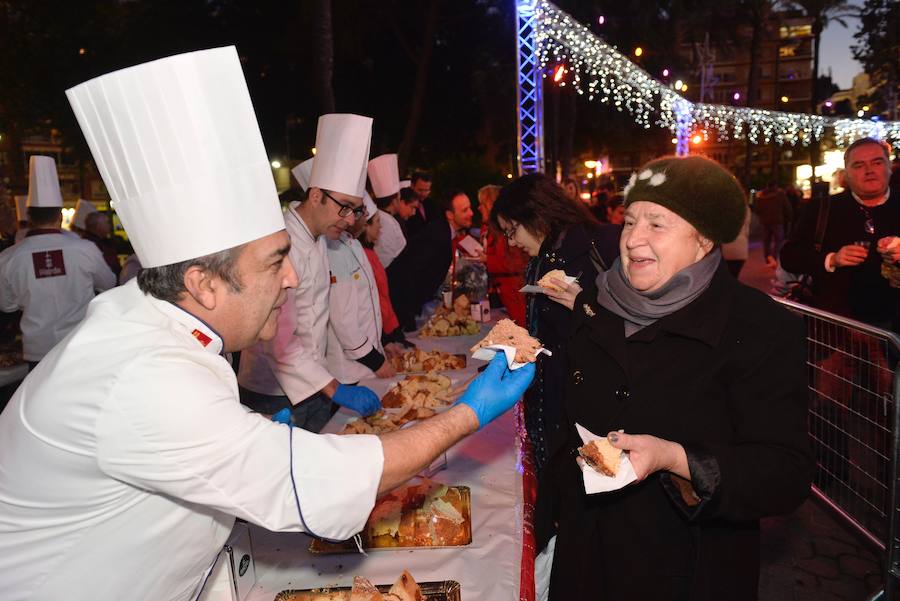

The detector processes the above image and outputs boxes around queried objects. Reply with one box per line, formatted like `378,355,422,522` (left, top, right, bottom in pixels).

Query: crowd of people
0,44,897,601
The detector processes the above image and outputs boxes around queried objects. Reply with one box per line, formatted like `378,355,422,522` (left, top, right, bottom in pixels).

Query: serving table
246,314,537,601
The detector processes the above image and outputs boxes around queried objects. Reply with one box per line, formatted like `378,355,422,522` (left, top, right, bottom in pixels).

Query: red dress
482,228,528,325
363,247,400,336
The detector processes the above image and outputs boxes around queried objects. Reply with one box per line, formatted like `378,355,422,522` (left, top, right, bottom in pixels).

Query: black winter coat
387,218,452,330
538,263,812,601
524,223,620,473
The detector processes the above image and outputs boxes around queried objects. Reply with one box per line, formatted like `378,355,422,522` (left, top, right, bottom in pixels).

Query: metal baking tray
274,579,461,601
309,486,471,554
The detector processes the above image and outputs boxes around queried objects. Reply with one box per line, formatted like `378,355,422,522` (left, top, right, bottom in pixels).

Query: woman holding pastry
490,174,620,473
537,156,812,600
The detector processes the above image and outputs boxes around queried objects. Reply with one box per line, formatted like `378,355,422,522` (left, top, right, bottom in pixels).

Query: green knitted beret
623,155,747,244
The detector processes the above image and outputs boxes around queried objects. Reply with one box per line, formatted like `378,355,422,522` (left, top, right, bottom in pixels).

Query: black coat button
572,370,584,385
615,387,630,401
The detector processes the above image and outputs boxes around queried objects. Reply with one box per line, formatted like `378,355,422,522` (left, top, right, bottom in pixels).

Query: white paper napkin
575,423,637,494
471,344,551,370
519,274,578,294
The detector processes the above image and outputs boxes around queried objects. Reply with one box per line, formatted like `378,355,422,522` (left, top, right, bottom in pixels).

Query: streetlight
674,79,683,90
781,95,789,103
597,15,605,25
270,160,282,169
691,134,702,145
584,160,597,169
634,47,643,57
681,83,688,92
662,68,669,77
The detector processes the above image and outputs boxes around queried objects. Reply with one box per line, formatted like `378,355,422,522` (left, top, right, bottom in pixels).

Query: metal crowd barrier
771,297,900,600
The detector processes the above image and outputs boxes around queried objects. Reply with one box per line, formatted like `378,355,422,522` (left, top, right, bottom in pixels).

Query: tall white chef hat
363,192,377,220
399,179,411,189
367,153,400,199
291,157,314,191
66,46,285,268
26,156,64,208
309,114,372,198
72,198,99,229
14,196,28,222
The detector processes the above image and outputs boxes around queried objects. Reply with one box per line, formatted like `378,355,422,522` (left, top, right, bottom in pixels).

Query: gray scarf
595,248,721,336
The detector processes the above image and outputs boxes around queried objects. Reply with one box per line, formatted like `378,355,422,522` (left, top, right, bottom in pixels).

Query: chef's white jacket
325,233,383,383
373,209,406,268
0,279,383,601
238,204,334,401
0,230,115,360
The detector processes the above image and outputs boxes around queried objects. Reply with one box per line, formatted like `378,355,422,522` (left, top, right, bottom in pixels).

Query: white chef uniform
71,198,98,230
0,156,116,360
0,229,115,360
368,153,406,267
325,231,383,383
0,281,382,601
374,208,406,267
238,206,334,400
0,47,385,601
239,113,372,403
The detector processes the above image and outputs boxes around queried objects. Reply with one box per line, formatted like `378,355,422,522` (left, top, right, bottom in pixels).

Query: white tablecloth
246,315,526,600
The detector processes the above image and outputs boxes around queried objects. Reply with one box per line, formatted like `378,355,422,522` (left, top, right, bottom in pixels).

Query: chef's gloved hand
456,353,536,429
271,407,293,426
333,383,381,416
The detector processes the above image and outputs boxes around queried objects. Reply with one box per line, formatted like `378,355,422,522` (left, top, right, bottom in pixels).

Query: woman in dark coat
490,174,620,474
537,156,812,601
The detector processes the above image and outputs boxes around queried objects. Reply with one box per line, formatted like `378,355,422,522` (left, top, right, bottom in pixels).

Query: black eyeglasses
859,205,876,235
502,223,520,240
323,190,366,219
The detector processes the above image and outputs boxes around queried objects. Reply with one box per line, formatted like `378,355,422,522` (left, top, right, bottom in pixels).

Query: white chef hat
399,179,411,189
66,46,285,268
291,157,314,191
363,192,377,220
309,114,372,198
72,198,99,229
14,196,28,222
26,156,63,208
367,153,400,199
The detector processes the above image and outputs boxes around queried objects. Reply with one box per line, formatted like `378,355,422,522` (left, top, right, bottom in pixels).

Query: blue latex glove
456,353,536,429
333,383,381,416
271,407,293,426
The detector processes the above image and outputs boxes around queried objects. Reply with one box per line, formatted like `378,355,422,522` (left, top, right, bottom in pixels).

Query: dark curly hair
489,173,597,244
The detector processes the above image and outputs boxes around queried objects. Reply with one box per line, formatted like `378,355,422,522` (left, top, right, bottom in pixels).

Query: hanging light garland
533,0,900,147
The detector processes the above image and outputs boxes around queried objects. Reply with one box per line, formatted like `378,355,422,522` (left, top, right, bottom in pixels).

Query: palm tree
785,0,856,174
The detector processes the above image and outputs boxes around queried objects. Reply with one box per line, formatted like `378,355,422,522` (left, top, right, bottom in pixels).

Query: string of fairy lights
532,0,900,147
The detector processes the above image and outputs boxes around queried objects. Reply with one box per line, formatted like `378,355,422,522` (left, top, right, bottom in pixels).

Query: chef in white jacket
291,156,314,193
0,46,535,601
326,193,394,382
0,156,115,367
238,114,382,431
369,153,406,267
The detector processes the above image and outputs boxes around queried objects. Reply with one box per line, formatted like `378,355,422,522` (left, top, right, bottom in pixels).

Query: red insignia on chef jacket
31,250,66,279
330,274,337,284
191,329,213,347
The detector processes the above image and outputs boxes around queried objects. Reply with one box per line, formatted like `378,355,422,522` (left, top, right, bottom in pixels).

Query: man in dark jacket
781,137,899,332
387,191,473,331
753,181,792,267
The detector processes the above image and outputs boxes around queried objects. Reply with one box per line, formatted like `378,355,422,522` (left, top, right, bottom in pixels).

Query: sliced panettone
471,318,542,363
578,438,622,477
537,269,569,292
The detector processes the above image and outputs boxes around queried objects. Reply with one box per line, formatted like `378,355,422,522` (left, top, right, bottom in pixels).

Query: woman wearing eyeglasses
489,173,621,475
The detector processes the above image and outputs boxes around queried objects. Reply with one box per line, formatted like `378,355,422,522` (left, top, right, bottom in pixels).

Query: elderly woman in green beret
536,156,812,601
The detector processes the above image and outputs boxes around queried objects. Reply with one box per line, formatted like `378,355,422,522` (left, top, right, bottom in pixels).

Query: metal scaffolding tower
515,0,544,174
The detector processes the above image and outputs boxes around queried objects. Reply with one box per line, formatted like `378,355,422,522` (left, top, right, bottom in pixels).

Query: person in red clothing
478,185,527,325
358,207,414,354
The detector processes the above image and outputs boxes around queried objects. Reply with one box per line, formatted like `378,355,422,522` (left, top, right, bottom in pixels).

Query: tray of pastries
309,481,471,554
340,406,436,435
380,374,453,409
389,348,466,373
275,570,460,601
419,296,480,337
